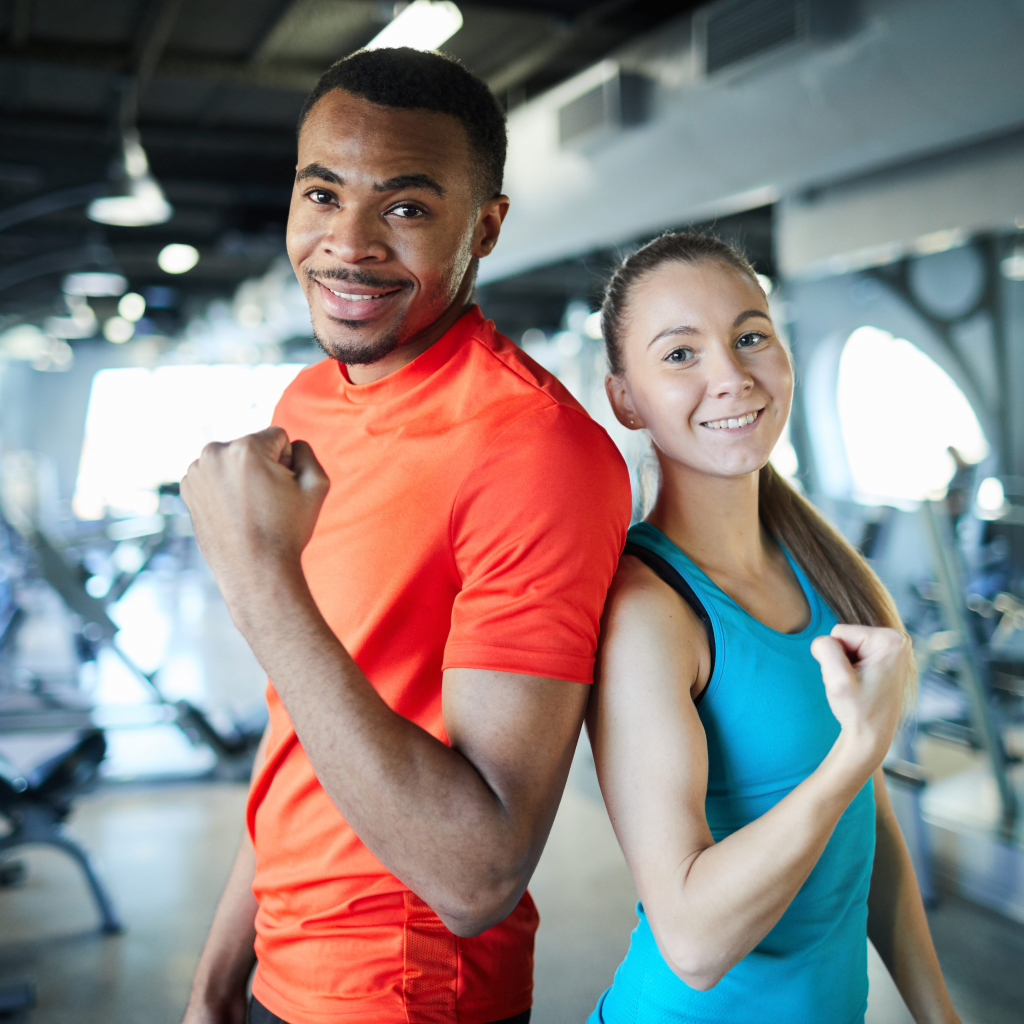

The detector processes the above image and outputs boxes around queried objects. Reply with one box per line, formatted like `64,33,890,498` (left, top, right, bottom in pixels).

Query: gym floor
1,739,1023,1024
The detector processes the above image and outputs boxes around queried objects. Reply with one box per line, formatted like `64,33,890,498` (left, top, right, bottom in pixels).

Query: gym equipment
0,532,122,937
18,507,264,778
0,729,122,933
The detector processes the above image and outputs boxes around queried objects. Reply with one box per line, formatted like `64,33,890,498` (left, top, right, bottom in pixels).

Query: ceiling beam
0,115,298,156
0,39,322,92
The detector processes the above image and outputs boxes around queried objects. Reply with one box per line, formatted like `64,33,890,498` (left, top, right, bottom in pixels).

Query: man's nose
321,206,388,264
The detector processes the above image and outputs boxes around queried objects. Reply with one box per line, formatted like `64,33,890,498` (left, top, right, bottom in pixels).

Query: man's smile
312,278,409,323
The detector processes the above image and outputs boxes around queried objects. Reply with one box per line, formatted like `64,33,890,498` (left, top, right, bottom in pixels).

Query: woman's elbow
661,936,729,992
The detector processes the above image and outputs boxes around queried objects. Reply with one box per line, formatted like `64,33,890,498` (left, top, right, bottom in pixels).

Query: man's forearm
185,835,259,1019
223,560,552,935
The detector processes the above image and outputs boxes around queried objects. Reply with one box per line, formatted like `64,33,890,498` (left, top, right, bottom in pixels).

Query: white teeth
703,411,759,430
328,288,389,301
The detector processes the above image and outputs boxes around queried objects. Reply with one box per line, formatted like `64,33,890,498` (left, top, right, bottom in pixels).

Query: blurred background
1,1,1023,1021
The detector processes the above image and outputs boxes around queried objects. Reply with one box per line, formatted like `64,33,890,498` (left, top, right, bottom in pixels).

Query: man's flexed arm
181,428,589,937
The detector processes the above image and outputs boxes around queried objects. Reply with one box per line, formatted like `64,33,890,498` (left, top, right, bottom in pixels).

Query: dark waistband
248,994,530,1024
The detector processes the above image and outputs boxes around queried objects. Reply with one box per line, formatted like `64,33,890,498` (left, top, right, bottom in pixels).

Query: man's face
287,89,500,364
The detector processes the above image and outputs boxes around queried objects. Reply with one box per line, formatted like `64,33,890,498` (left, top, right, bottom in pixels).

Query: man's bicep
445,407,630,685
442,667,589,819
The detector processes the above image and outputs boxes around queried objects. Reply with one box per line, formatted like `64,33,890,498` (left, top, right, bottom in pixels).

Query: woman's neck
646,449,768,577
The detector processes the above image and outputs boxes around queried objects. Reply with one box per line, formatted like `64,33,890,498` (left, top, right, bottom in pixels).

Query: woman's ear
605,374,643,430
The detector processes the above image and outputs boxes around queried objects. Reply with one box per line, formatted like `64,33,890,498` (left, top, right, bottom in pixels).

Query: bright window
836,327,988,504
74,364,305,519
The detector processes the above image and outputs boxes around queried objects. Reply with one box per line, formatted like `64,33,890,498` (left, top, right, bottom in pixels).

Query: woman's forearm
867,772,960,1024
650,734,871,989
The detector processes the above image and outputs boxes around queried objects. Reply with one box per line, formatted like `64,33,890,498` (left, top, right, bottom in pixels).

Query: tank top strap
624,522,727,705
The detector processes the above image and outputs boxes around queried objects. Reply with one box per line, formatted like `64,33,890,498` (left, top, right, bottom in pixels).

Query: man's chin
313,316,404,366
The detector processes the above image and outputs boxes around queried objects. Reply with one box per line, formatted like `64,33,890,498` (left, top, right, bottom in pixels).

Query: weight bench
0,727,122,934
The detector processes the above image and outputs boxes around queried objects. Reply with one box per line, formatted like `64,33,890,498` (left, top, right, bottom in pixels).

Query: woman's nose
707,344,754,397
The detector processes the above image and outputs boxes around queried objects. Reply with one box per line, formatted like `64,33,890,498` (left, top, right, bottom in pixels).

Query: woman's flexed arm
589,561,911,991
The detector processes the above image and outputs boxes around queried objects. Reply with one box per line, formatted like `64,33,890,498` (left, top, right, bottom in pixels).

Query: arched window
836,326,988,504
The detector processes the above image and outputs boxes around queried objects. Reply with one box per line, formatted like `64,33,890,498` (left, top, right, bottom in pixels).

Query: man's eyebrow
374,173,446,197
733,309,772,327
296,163,342,185
649,324,699,348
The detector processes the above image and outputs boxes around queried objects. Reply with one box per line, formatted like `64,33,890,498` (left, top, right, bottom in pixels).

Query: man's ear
474,195,510,258
605,374,643,430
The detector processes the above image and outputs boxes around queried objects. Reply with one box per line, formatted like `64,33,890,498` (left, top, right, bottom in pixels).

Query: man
180,48,630,1024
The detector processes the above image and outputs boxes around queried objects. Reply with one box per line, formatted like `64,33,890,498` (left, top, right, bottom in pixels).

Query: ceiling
0,0,692,337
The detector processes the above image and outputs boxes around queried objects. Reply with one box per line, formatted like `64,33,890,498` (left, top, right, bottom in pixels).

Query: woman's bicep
589,578,714,905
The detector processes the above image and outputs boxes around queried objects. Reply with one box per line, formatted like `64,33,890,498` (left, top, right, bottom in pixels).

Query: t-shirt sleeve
443,403,631,684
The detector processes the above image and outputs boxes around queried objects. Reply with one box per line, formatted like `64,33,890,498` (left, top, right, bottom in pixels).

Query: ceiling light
88,179,173,227
86,130,173,227
366,1,463,52
977,476,1006,513
103,317,135,344
45,296,97,339
63,272,128,297
158,243,200,275
1001,249,1024,281
0,324,50,361
118,292,147,321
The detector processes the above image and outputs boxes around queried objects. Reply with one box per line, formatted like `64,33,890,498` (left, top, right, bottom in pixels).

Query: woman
587,233,960,1024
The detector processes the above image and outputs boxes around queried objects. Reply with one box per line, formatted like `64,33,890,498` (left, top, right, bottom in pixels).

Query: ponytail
759,463,916,706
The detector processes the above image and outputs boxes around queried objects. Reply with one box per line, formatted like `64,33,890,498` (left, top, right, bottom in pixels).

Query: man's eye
306,189,335,205
389,203,424,219
737,331,767,348
665,347,694,363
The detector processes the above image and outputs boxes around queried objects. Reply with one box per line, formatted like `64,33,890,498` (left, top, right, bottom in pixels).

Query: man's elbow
434,881,524,938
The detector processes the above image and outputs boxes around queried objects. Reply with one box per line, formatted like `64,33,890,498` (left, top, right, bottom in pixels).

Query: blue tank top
589,522,875,1024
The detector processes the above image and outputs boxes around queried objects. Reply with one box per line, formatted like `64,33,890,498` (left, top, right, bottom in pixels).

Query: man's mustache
306,267,414,291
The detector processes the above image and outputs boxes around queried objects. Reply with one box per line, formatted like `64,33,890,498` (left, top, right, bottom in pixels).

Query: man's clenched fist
180,427,330,606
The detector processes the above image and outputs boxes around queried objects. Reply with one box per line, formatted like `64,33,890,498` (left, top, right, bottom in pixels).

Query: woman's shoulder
599,554,710,687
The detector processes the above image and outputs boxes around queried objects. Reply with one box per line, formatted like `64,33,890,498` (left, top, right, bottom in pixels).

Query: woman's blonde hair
602,231,914,702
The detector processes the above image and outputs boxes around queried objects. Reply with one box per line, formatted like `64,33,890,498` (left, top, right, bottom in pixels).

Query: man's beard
306,266,415,365
313,306,408,365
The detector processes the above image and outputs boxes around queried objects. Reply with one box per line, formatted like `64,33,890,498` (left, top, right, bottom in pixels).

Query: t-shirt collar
335,305,486,406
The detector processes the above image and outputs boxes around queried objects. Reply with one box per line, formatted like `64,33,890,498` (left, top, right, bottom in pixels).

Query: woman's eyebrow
649,324,699,348
733,309,772,327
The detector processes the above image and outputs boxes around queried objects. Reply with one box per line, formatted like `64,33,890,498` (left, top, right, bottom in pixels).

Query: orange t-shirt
247,306,630,1024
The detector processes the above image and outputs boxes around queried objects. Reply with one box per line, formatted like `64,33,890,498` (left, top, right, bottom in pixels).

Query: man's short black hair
298,47,507,202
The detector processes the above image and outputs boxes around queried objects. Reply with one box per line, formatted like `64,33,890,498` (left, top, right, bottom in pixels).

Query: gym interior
1,1,1024,1021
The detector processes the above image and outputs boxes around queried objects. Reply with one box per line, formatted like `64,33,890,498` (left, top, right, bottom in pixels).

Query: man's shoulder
461,313,625,468
463,313,588,419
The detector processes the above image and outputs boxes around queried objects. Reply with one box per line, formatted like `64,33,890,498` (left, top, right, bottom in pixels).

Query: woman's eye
665,347,694,363
389,203,424,219
737,331,767,348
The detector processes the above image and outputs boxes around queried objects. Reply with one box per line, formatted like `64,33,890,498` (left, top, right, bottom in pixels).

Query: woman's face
607,259,793,481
